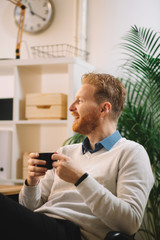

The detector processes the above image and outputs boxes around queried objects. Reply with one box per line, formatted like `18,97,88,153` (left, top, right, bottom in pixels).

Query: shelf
16,120,68,125
0,121,14,125
0,57,94,183
0,120,68,125
0,178,24,185
0,57,94,69
0,122,14,131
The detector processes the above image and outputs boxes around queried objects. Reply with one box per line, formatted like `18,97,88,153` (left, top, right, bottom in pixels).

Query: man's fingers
52,153,66,161
28,165,47,172
52,161,59,168
52,153,67,168
29,152,39,158
29,171,46,177
28,158,46,166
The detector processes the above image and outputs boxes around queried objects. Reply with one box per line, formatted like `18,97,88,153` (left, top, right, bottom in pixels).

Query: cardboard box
25,93,67,120
22,152,30,180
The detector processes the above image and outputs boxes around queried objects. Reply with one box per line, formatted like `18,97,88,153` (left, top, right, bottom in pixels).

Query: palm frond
119,25,160,240
63,133,86,146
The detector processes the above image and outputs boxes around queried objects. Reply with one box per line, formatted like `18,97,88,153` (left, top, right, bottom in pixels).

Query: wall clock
14,0,54,34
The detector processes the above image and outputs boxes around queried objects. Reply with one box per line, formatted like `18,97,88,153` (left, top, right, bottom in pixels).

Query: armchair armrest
104,231,135,240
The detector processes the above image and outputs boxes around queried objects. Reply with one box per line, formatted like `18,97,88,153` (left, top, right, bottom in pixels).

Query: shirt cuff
22,179,41,199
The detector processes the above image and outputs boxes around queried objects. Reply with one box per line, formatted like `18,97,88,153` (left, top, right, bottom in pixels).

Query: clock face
14,0,54,33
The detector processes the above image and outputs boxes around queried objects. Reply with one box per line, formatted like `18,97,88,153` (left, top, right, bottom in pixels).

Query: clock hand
27,2,46,21
32,12,46,21
28,2,33,13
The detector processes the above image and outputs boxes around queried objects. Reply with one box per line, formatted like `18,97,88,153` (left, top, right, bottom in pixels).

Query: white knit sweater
19,138,154,240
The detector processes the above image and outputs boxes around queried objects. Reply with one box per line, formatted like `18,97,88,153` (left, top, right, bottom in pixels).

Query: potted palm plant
118,25,160,240
64,25,160,240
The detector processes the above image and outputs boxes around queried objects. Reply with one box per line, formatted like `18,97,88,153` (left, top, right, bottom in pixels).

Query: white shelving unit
0,57,94,183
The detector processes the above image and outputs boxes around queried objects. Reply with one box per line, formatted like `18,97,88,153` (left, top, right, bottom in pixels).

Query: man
0,73,154,240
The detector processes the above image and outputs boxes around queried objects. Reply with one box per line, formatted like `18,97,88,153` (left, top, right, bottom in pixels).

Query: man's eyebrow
75,95,83,99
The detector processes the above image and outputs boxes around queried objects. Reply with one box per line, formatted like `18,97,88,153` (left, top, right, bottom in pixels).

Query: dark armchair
104,231,135,240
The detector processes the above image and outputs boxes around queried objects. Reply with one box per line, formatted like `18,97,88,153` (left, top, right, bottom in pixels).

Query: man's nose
69,101,76,112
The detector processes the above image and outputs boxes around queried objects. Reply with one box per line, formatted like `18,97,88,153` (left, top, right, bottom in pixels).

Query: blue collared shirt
82,130,122,154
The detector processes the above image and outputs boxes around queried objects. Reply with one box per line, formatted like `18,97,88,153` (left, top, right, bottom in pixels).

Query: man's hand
27,153,48,186
52,153,84,184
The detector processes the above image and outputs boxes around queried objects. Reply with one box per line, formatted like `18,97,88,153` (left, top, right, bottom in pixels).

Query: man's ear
100,102,111,115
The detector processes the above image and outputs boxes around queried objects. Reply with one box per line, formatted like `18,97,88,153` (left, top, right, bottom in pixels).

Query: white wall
87,0,160,75
0,0,160,76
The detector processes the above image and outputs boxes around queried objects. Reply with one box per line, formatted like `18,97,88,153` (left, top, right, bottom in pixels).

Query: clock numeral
30,26,34,31
37,24,41,28
45,10,49,15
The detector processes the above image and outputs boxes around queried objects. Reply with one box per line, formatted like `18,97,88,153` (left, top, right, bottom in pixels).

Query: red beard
72,109,100,135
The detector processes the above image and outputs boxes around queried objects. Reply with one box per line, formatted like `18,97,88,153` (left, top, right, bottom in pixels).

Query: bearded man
0,73,154,240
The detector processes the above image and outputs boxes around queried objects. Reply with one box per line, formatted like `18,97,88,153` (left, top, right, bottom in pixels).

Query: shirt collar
82,130,122,154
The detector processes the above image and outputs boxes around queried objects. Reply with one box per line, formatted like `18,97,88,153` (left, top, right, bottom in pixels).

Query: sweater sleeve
76,145,154,235
19,168,55,210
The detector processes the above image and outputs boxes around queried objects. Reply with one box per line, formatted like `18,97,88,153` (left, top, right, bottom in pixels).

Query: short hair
81,73,126,121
